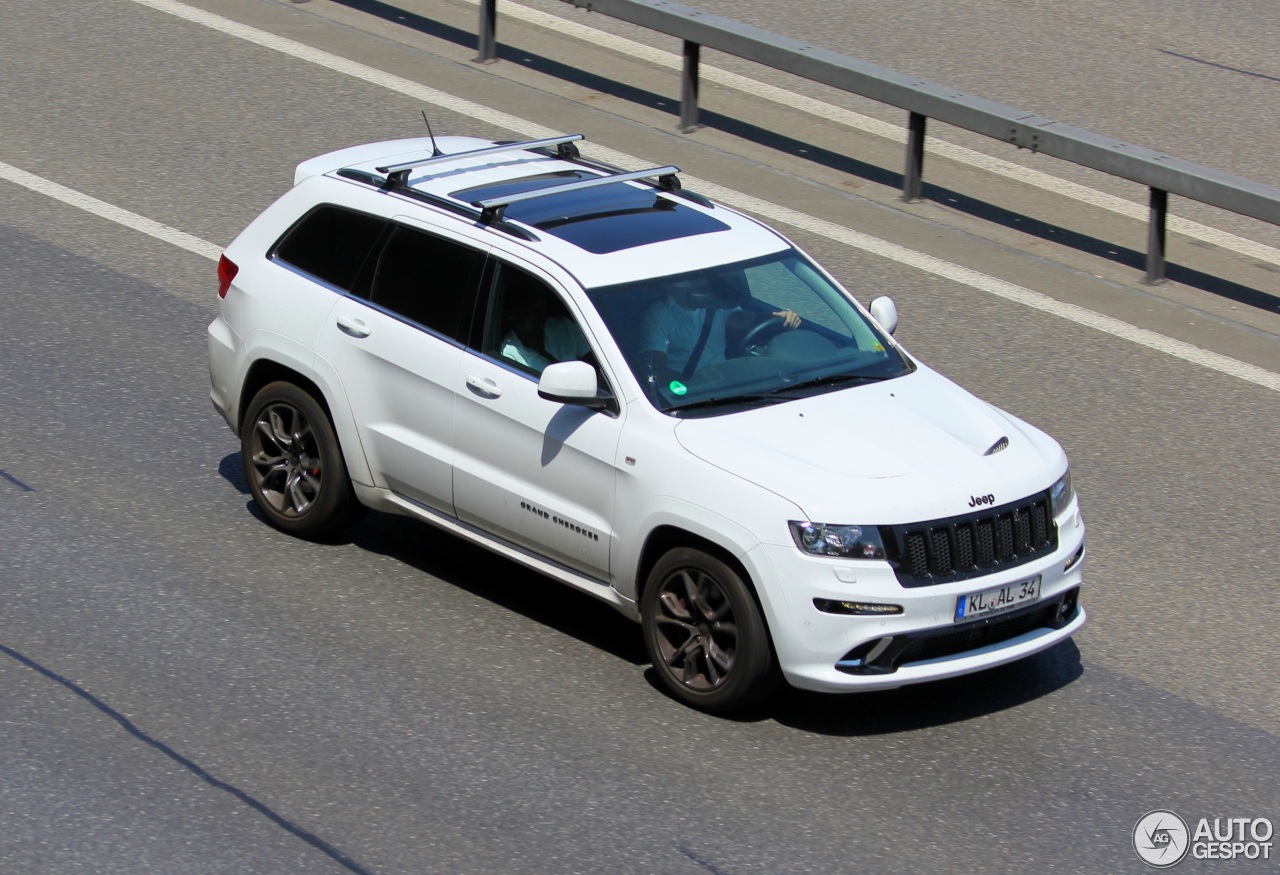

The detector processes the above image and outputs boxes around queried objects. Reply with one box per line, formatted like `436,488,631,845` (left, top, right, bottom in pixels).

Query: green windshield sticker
669,381,688,396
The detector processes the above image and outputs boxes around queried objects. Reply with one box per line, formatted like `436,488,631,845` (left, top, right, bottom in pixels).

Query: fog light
836,636,900,674
1053,587,1080,626
1064,544,1084,572
814,598,903,616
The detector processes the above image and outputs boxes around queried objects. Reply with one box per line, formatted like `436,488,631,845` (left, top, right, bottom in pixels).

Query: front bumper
753,507,1086,693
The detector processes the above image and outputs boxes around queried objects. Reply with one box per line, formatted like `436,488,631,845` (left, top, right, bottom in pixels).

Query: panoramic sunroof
452,173,729,254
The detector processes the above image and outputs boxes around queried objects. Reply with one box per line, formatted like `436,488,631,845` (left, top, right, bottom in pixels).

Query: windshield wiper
765,371,892,396
668,393,785,414
668,372,893,413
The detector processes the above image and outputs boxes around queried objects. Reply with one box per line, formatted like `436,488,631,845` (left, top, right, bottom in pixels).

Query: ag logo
1134,810,1190,867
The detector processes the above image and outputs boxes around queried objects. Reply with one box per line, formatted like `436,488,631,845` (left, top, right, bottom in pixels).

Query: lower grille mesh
836,588,1081,675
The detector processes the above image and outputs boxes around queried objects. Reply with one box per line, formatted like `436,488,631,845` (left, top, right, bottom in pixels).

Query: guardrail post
680,40,700,132
1146,187,1168,284
904,112,926,202
476,0,497,64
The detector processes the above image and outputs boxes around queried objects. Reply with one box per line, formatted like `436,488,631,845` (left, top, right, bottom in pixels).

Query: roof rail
473,165,682,224
374,134,584,188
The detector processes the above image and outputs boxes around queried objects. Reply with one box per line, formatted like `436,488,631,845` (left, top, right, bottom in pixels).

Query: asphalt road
2,1,1277,873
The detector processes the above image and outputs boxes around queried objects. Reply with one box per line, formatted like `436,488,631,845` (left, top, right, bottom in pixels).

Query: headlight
1050,468,1075,517
789,521,887,560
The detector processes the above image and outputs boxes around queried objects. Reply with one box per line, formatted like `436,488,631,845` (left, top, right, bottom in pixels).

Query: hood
674,367,1065,524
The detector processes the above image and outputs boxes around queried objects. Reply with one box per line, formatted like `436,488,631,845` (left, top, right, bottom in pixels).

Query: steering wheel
738,314,786,354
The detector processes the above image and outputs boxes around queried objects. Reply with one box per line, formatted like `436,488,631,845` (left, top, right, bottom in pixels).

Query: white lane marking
481,0,1280,268
0,160,221,261
4,0,1260,393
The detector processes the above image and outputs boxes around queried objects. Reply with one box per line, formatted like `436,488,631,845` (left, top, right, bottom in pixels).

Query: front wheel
241,381,364,538
641,548,777,713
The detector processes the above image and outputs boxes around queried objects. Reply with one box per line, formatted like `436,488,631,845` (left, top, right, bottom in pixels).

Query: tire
641,547,777,713
241,381,364,538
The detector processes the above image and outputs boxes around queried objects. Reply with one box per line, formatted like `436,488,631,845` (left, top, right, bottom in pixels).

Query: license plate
955,576,1041,622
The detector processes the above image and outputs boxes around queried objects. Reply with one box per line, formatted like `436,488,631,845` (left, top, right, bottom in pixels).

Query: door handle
466,375,503,398
336,315,370,338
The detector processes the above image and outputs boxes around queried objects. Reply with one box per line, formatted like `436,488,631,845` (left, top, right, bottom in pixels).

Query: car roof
295,135,791,289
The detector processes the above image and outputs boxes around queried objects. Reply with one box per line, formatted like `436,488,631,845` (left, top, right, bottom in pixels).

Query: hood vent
984,436,1010,456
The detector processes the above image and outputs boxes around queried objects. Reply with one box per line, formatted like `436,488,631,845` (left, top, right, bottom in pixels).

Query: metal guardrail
473,0,1280,283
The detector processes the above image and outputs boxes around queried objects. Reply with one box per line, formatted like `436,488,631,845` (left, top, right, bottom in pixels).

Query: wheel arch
238,359,332,431
236,357,372,488
636,526,766,621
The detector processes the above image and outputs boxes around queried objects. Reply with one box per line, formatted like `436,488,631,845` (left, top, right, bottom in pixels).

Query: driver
640,277,799,381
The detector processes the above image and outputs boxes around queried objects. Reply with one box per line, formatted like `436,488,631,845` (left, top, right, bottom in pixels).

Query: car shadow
344,509,1084,732
219,453,1083,730
636,637,1083,733
765,640,1084,734
218,469,648,665
218,452,249,494
345,510,649,668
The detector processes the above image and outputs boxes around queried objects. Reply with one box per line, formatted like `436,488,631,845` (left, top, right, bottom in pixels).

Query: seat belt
682,309,716,380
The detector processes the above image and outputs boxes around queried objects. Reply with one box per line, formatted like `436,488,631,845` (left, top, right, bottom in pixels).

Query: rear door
314,218,486,515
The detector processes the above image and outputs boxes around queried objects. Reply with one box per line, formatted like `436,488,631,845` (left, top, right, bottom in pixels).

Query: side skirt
353,483,639,621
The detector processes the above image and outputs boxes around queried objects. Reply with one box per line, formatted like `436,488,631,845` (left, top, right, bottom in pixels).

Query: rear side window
273,205,386,291
367,225,486,341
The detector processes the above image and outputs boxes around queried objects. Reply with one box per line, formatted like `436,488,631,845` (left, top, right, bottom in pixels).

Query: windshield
586,249,911,414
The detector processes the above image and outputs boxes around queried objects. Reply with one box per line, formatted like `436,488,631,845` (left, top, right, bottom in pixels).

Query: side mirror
869,296,898,335
537,361,613,410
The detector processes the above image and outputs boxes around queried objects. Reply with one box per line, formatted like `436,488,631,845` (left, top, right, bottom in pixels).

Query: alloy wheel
651,566,740,692
248,403,323,519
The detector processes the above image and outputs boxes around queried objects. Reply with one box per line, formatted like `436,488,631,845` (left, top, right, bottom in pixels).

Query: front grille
880,491,1057,586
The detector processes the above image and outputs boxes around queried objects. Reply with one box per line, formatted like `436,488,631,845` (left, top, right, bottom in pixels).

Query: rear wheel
241,382,363,538
642,548,777,713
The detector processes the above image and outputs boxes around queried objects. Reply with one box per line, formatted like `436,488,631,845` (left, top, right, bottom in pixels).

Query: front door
452,260,621,580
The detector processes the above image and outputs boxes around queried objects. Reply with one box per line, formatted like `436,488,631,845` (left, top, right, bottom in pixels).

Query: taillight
217,254,239,299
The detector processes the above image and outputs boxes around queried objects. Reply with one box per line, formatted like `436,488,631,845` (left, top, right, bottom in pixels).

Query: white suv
208,133,1085,712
